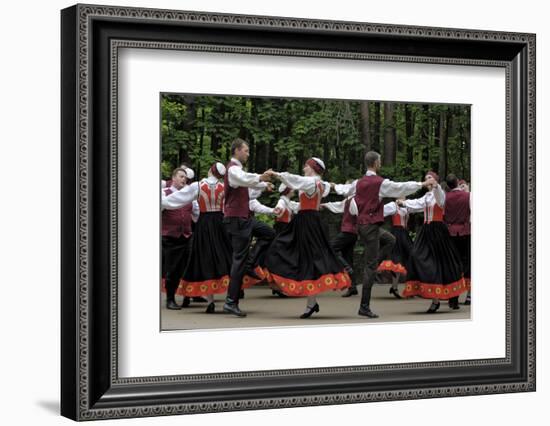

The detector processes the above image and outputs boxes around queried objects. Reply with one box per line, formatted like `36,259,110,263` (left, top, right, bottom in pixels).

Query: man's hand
422,176,434,187
265,182,274,192
259,171,272,182
396,199,405,207
273,207,283,216
329,182,336,190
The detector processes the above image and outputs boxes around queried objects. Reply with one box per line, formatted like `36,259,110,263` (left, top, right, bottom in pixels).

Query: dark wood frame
61,3,536,421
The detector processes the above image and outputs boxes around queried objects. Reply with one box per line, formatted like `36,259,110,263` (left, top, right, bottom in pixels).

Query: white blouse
334,170,422,199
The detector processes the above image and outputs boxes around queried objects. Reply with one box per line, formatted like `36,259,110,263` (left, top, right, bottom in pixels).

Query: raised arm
333,179,358,197
276,172,318,195
402,194,427,213
228,166,268,190
321,200,345,214
161,182,199,210
249,199,274,215
379,179,422,198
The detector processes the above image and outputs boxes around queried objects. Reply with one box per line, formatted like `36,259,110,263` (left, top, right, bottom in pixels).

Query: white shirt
403,185,446,223
275,196,300,216
276,172,330,197
334,170,422,199
249,199,275,215
348,200,399,217
161,176,221,211
227,158,268,190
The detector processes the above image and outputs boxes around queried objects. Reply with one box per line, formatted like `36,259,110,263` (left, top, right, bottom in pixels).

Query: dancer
376,199,414,299
273,184,299,235
444,174,472,307
400,171,468,312
321,195,396,298
222,138,274,317
161,168,194,310
175,162,232,314
337,151,430,318
263,157,352,318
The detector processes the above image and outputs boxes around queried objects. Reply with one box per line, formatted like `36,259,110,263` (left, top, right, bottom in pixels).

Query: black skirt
264,210,351,296
402,221,467,300
180,212,232,296
377,226,413,278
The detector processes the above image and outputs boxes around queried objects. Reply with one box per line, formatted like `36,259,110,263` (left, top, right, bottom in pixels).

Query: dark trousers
331,231,358,285
223,217,275,303
357,223,396,308
162,235,191,301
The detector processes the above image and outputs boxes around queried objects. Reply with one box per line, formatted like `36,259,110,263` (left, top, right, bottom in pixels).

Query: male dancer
222,138,274,317
336,151,433,318
161,168,194,309
444,174,472,307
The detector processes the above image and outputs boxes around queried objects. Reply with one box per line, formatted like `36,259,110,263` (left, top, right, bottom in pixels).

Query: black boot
223,298,247,317
180,297,191,308
299,303,320,319
166,299,181,310
205,302,215,314
358,305,379,318
192,296,208,303
341,287,358,297
448,297,460,310
426,301,441,313
272,289,288,298
389,287,402,299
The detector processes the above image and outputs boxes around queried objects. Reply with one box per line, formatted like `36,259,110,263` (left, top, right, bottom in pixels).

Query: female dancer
377,198,414,299
263,157,351,318
273,184,299,235
400,171,467,312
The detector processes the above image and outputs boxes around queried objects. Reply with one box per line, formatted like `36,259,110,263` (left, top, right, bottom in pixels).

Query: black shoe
449,297,460,310
426,302,441,313
299,303,320,319
193,296,208,303
205,302,215,314
223,302,247,317
463,296,471,305
180,297,191,308
166,299,181,310
389,287,402,299
341,287,358,297
272,289,288,298
358,306,379,318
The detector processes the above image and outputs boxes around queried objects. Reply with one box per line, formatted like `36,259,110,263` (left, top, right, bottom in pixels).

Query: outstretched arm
249,199,275,215
275,172,318,195
379,179,422,198
161,182,199,210
321,200,345,214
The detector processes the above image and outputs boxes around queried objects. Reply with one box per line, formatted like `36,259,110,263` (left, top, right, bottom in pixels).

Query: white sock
304,296,317,312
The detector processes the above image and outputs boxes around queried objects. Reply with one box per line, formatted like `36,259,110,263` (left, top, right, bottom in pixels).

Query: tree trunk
438,109,449,179
405,104,414,164
360,101,371,152
383,102,396,167
373,102,381,153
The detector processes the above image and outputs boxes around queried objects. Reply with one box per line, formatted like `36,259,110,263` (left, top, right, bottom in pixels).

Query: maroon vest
161,188,193,238
223,161,250,218
341,198,357,234
355,174,385,225
444,190,471,236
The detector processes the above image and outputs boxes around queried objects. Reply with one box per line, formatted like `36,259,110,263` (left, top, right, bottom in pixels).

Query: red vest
223,161,250,218
198,181,224,212
161,188,193,238
424,203,444,223
299,181,323,211
392,210,408,228
355,174,385,225
276,204,292,223
444,190,471,236
341,198,357,234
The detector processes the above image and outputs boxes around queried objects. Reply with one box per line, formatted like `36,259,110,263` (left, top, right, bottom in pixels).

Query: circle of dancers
161,138,471,319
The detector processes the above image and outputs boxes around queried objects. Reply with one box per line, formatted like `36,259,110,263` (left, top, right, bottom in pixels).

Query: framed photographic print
61,3,536,421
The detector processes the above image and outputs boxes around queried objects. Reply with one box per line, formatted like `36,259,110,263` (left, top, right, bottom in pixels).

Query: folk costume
264,157,351,318
401,173,467,311
444,186,472,306
376,201,414,298
222,157,275,316
338,171,423,318
273,184,299,235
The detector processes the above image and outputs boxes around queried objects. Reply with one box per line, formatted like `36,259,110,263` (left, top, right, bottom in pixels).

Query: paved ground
161,284,470,331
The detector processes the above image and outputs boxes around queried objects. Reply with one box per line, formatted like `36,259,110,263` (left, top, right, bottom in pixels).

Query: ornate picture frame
61,3,535,420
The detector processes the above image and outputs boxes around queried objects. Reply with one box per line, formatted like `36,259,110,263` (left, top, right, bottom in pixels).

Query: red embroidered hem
401,277,468,300
179,275,230,297
264,269,351,296
377,260,407,275
465,277,471,291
